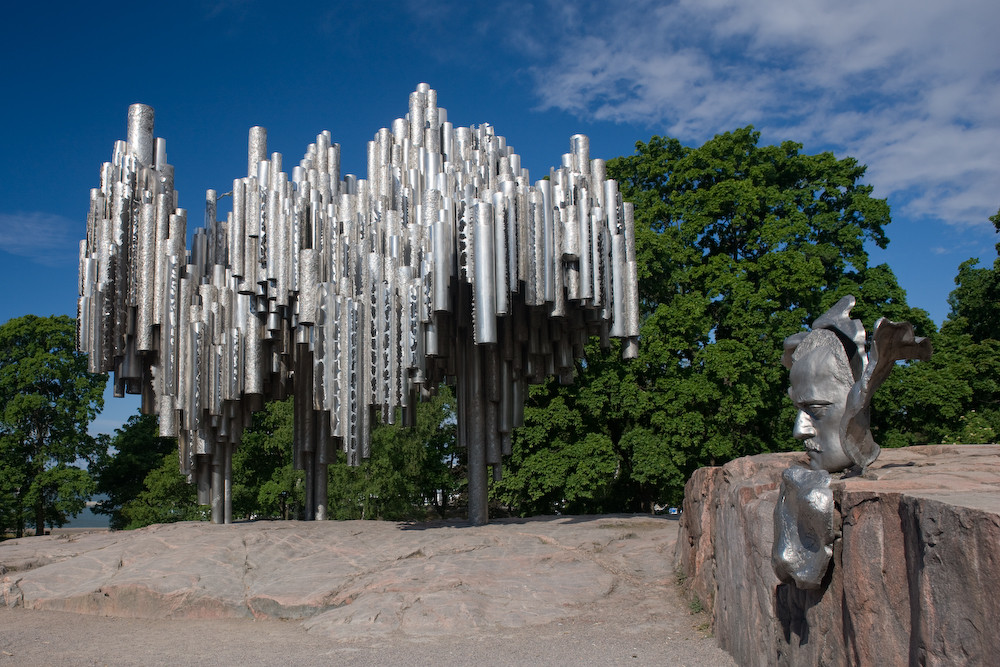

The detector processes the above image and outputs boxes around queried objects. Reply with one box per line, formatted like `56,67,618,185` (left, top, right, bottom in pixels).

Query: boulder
674,445,1000,666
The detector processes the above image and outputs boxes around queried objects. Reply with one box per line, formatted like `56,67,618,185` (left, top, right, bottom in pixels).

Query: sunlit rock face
675,446,1000,666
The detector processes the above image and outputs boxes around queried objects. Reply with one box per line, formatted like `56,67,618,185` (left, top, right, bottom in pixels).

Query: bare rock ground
1,515,733,666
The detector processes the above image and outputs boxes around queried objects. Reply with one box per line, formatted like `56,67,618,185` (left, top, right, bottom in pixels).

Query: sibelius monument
76,84,640,526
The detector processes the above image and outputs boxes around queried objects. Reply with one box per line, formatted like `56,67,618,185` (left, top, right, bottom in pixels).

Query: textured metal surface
771,466,836,590
775,296,933,588
782,295,932,473
77,85,640,525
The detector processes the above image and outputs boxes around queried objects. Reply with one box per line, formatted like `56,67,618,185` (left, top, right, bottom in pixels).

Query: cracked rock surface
1,515,732,665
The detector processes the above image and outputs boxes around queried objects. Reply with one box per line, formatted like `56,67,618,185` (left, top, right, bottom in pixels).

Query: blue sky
2,0,997,437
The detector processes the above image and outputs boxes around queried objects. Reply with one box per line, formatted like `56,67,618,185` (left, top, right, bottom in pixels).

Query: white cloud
0,212,81,266
505,0,1000,228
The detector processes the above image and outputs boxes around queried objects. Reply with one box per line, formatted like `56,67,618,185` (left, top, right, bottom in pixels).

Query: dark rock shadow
774,559,834,660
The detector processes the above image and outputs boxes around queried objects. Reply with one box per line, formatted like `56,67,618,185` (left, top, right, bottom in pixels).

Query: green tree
329,385,459,521
874,208,1000,446
91,413,177,530
119,452,205,529
0,315,106,537
495,128,930,514
226,386,458,522
231,397,303,520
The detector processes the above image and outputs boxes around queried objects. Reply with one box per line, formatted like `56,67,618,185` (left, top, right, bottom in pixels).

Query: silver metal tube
127,104,155,166
562,203,579,261
409,91,425,149
473,202,497,344
83,88,642,527
248,126,267,179
221,443,232,524
591,206,604,307
610,234,627,338
577,198,592,301
492,191,509,316
211,451,224,524
136,201,156,351
298,248,318,325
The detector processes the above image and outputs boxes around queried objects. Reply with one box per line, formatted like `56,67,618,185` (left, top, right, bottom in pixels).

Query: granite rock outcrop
2,515,679,640
674,445,1000,666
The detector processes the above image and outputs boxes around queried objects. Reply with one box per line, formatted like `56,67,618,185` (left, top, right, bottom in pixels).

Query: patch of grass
689,595,704,614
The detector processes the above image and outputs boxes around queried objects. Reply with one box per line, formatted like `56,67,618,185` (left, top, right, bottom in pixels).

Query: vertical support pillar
303,451,315,521
224,442,233,524
197,454,211,505
211,451,224,524
465,339,488,526
315,462,328,520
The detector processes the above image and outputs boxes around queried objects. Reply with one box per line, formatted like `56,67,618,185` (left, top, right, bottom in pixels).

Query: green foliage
945,257,1000,344
874,208,1000,447
232,397,302,519
328,386,459,520
119,452,205,529
0,315,106,537
92,384,459,526
91,414,176,530
494,371,633,515
496,128,929,515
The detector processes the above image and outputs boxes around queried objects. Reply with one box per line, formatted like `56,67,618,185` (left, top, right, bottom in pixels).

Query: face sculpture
776,296,933,590
787,329,855,472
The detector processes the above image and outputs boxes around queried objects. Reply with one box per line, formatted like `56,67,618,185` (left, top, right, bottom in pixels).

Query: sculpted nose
793,411,815,440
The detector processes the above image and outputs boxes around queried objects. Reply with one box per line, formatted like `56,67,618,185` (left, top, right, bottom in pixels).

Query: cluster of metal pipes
78,84,639,525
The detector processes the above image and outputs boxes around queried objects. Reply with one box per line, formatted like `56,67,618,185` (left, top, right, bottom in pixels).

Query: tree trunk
14,492,25,538
34,498,45,536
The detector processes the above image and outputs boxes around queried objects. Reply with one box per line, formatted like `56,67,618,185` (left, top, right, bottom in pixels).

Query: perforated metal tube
127,104,155,167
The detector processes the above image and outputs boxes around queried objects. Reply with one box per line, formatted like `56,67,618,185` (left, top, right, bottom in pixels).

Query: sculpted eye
805,403,831,418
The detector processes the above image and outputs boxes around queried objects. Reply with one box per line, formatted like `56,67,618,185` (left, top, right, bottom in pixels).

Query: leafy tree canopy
0,315,105,537
92,413,176,530
232,397,302,520
873,207,1000,447
329,385,459,521
119,451,205,529
495,128,930,514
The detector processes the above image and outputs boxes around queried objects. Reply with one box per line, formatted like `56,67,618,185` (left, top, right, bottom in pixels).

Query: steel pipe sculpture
78,84,640,525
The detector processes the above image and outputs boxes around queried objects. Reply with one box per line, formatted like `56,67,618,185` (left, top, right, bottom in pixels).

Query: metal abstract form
773,295,931,588
782,295,932,473
771,466,837,590
77,84,640,525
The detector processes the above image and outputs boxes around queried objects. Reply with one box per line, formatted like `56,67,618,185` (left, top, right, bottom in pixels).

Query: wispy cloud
201,0,254,20
500,0,1000,228
0,211,81,266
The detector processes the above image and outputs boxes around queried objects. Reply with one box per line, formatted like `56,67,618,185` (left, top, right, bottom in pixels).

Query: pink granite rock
675,445,1000,666
2,515,680,641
